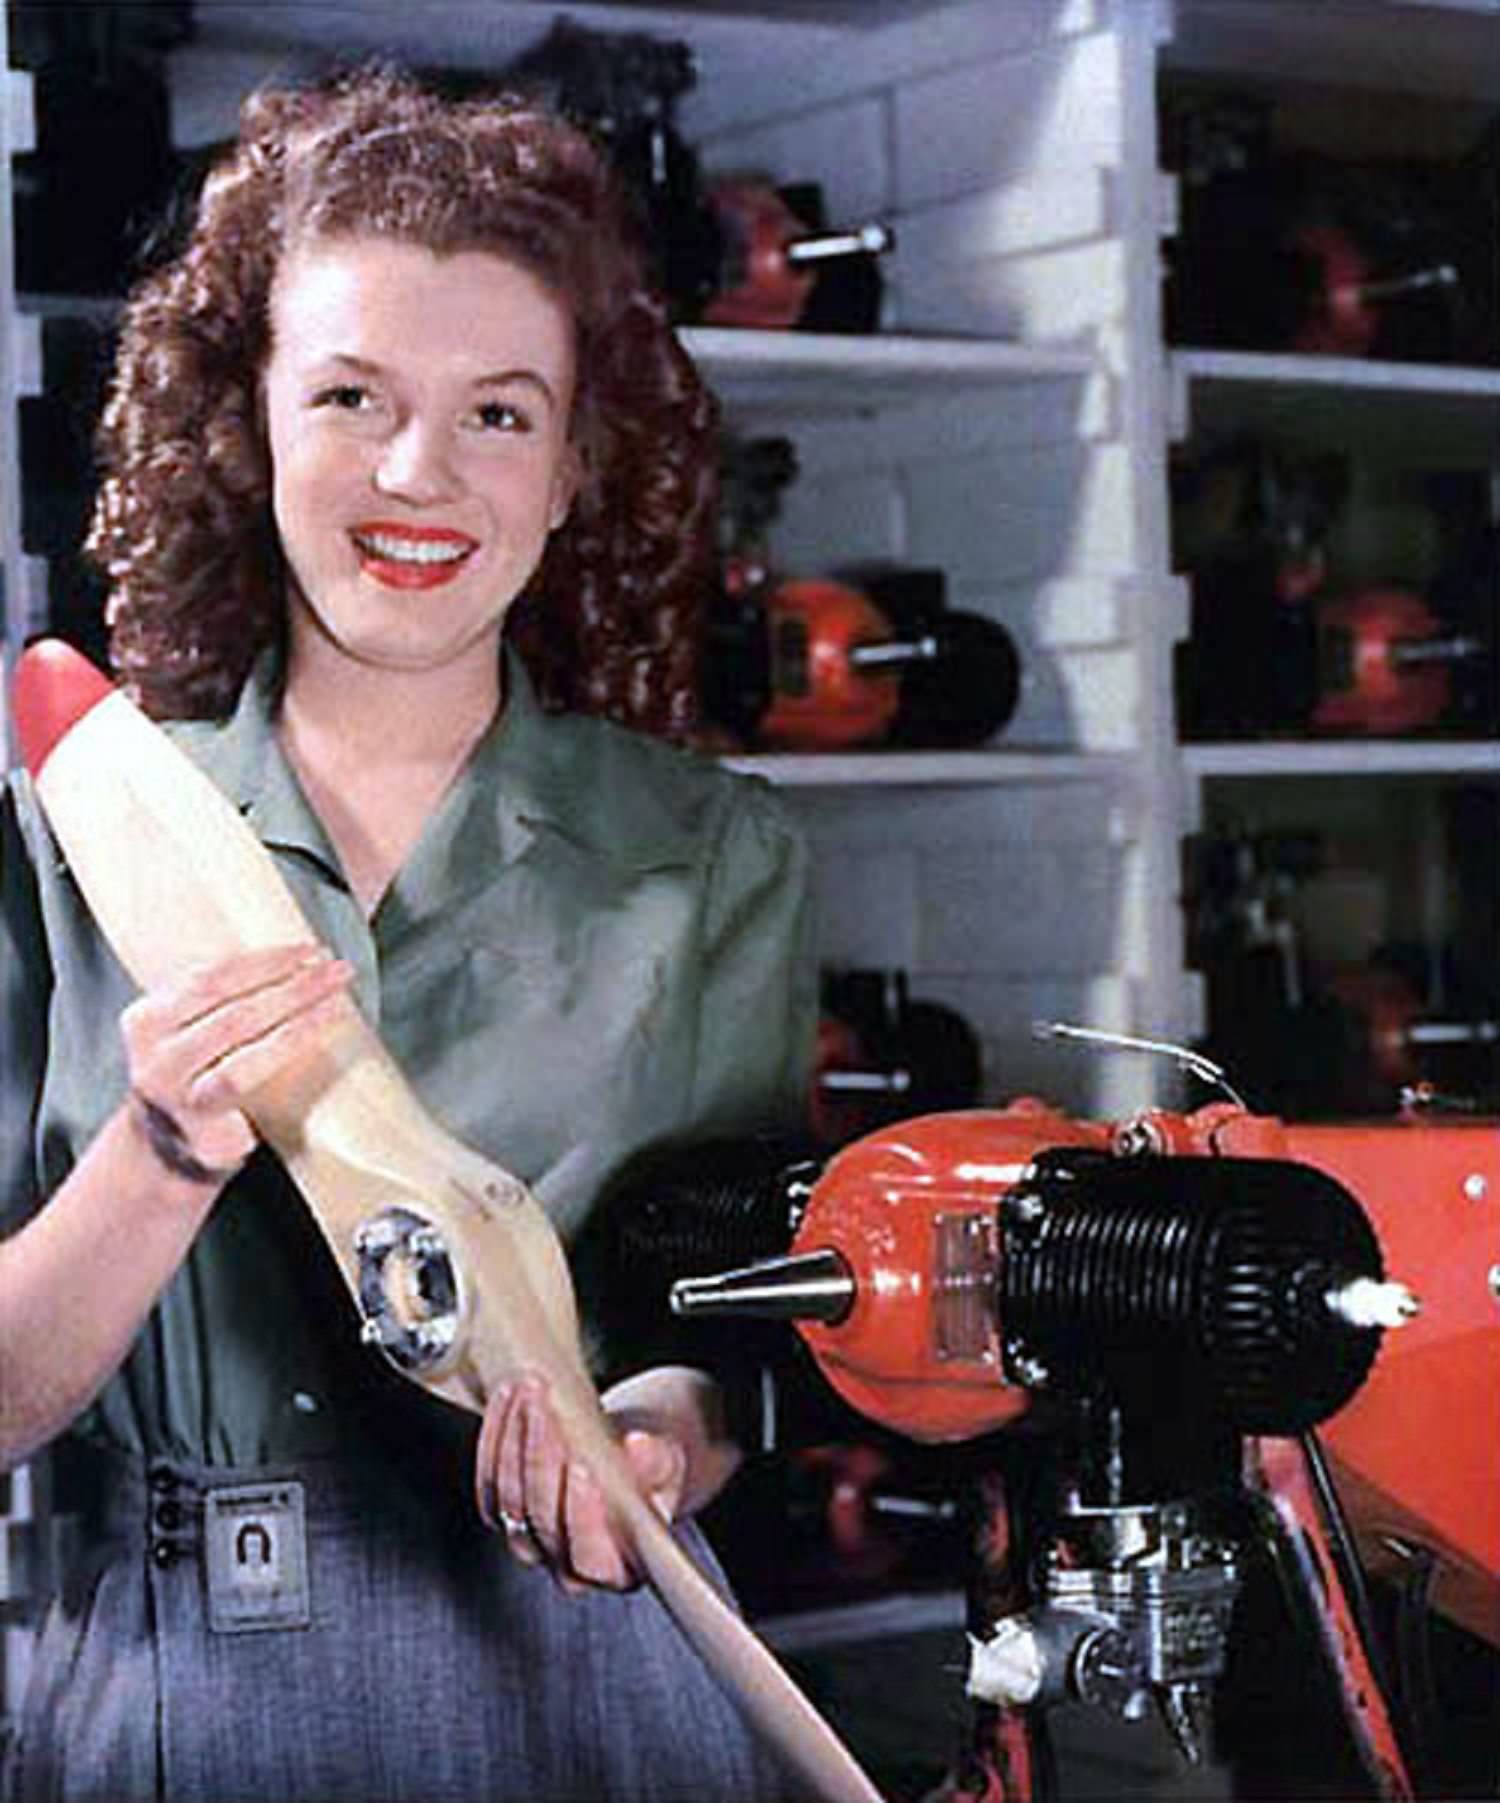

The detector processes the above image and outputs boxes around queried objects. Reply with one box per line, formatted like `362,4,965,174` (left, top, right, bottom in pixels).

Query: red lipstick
350,520,478,591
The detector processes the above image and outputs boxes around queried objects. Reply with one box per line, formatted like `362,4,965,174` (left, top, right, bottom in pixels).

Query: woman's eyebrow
473,367,561,407
307,354,560,404
304,352,384,378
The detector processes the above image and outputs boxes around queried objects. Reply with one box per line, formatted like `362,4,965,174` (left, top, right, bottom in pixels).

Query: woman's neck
282,627,503,755
276,640,504,914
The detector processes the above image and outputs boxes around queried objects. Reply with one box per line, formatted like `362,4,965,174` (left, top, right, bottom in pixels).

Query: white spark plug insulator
1325,1277,1421,1330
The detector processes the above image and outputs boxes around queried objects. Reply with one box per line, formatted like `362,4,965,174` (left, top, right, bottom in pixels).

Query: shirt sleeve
570,775,818,1395
687,776,818,1139
0,775,51,1236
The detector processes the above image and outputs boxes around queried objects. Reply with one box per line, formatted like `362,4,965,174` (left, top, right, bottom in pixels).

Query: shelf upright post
0,15,34,763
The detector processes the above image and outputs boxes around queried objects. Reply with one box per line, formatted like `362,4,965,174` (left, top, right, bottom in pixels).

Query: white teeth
354,531,471,565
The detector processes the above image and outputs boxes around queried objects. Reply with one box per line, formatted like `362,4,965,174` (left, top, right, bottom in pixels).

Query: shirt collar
173,644,702,923
168,652,344,887
467,648,705,873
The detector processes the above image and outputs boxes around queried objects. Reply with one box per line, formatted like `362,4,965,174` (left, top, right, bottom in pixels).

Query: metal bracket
354,1205,464,1374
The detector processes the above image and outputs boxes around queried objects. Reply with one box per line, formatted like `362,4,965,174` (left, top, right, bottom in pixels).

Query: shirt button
154,1500,183,1532
151,1540,179,1569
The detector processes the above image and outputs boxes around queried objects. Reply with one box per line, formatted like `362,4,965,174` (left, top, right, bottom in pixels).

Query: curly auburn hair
88,64,718,737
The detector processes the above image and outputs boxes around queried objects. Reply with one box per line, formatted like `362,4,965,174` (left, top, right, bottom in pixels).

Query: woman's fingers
521,1381,570,1565
486,1380,544,1568
475,1376,671,1592
122,944,351,1096
556,1431,684,1590
126,944,338,1039
621,1427,688,1525
119,941,353,1183
126,947,352,1097
560,1462,633,1591
474,1382,509,1529
183,972,351,1109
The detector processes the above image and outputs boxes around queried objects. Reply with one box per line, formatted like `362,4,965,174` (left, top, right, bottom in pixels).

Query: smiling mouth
352,526,476,565
350,524,478,588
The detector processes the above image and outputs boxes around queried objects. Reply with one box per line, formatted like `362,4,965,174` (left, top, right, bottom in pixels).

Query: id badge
203,1481,311,1634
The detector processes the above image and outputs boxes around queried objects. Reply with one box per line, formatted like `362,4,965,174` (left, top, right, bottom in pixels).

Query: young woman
0,66,814,1801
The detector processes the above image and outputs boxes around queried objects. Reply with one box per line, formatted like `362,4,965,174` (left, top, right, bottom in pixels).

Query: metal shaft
670,1248,855,1323
785,223,894,266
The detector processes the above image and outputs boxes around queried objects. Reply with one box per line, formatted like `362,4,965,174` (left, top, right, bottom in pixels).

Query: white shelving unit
1185,740,1500,780
0,46,37,740
722,748,1121,788
1173,344,1500,790
4,0,1495,1125
1171,349,1500,467
1163,1,1499,1124
684,324,1099,417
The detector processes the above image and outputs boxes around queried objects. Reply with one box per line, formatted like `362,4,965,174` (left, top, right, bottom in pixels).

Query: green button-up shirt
1,652,815,1465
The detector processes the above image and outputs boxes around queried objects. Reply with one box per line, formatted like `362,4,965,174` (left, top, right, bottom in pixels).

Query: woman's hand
475,1374,686,1592
119,943,353,1190
474,1367,741,1593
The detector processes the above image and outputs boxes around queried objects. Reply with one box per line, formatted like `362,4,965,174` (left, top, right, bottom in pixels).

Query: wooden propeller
12,638,883,1803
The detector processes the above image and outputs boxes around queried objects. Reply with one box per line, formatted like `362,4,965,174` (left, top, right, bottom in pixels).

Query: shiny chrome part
848,635,939,669
1157,1682,1211,1766
1074,1624,1150,1722
1399,1082,1480,1114
933,1212,1000,1362
1032,1020,1250,1109
1006,1350,1051,1389
353,1205,463,1374
1113,1113,1169,1158
670,1248,855,1323
784,1163,820,1236
785,222,894,267
1004,1188,1046,1227
971,1497,1239,1764
818,1067,913,1094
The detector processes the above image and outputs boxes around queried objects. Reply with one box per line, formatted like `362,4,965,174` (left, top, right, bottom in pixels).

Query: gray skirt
8,1445,786,1803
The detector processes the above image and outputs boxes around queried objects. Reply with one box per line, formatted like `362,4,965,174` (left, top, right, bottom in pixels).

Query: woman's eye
312,383,373,412
474,400,529,433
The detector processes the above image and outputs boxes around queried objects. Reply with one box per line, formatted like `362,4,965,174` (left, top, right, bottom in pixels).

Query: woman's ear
549,444,583,533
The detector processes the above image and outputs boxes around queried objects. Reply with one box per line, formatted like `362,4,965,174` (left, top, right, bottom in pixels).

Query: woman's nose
373,418,458,504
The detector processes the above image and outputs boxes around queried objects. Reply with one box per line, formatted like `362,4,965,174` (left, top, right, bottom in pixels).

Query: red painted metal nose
11,639,115,778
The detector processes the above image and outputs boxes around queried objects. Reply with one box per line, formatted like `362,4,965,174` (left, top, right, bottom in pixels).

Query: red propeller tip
11,639,116,778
